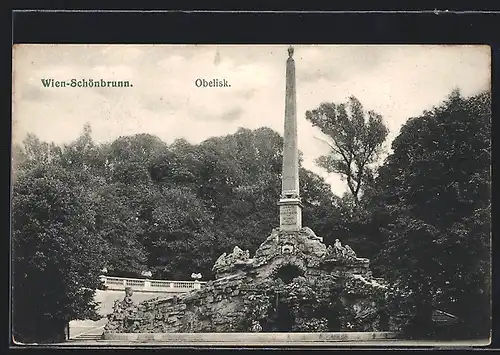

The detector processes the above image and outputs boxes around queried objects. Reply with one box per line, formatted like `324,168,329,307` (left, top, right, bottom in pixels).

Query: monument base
277,198,303,231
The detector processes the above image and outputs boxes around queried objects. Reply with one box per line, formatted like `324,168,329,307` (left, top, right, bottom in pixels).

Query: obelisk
278,46,303,231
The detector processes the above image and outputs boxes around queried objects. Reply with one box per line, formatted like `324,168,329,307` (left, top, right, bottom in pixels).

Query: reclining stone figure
213,246,252,273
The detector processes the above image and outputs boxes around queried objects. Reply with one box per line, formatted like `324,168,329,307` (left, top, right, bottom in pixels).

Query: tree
300,168,343,247
95,133,169,276
143,187,219,279
12,163,106,343
11,127,165,342
12,134,62,181
191,127,343,256
374,90,491,339
305,97,389,206
93,183,148,277
204,128,283,252
145,127,345,270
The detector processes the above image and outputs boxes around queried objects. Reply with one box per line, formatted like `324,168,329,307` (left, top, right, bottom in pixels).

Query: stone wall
105,273,252,333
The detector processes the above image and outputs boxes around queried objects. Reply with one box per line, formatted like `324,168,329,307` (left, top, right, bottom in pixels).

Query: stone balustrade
100,275,206,293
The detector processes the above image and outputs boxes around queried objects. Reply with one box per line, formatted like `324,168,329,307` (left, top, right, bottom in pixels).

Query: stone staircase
69,319,107,342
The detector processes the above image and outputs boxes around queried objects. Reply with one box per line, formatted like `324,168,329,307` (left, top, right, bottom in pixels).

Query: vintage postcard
11,44,491,347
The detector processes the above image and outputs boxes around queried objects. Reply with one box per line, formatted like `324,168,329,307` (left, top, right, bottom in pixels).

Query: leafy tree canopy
372,90,491,338
305,96,389,206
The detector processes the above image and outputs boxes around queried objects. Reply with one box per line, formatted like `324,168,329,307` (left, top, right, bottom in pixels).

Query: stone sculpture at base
251,320,263,332
104,287,142,334
212,246,252,276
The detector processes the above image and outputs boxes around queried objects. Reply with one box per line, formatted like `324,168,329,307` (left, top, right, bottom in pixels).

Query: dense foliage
372,90,491,339
11,90,490,342
12,126,342,342
304,91,491,339
12,153,106,342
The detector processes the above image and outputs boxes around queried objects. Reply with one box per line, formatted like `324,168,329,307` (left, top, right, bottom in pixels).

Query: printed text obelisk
278,46,302,231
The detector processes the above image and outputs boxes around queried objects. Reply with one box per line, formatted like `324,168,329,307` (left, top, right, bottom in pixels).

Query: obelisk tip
288,46,294,58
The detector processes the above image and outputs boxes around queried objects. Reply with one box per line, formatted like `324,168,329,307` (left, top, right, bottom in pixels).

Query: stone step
70,322,107,341
73,333,103,340
103,331,400,343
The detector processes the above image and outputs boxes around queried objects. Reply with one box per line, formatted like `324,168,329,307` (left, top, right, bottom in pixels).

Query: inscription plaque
281,205,297,225
279,202,302,231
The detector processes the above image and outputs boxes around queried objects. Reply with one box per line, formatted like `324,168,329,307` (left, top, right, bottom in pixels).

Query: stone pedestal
278,198,302,231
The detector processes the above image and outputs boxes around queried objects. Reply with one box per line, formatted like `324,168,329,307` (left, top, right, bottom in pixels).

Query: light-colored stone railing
100,275,207,293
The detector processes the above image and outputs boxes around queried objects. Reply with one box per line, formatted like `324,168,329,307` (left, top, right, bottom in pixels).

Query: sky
12,44,490,196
